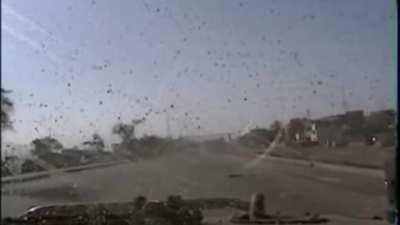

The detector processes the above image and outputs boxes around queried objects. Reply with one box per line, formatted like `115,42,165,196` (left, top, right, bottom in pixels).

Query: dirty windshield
1,0,397,225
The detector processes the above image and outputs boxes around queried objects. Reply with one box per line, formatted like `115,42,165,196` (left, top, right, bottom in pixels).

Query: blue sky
1,0,397,147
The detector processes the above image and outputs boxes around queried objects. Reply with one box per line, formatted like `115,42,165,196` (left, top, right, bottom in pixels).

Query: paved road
2,148,387,220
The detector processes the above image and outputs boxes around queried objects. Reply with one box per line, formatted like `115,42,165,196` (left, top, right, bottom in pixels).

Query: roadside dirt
269,145,394,170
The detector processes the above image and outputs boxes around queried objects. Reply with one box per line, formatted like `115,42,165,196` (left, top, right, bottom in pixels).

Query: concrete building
286,118,318,144
304,121,318,142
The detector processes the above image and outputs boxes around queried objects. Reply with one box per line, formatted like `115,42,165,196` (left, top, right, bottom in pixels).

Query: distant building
286,118,317,144
344,110,365,129
304,121,318,142
285,109,393,147
286,110,365,147
364,109,395,146
315,114,347,127
61,149,89,164
315,122,347,147
367,109,395,129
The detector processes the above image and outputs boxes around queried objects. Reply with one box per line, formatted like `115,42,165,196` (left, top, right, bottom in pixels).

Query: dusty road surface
2,147,388,224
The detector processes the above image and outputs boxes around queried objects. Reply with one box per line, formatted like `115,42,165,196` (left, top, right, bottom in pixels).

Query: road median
1,160,128,185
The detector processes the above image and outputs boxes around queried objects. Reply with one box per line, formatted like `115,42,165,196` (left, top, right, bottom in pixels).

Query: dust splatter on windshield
1,0,396,224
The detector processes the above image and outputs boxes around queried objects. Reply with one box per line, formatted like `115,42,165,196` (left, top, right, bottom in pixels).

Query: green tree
269,120,282,132
112,118,145,143
1,88,14,130
286,118,306,142
31,137,63,156
83,133,105,152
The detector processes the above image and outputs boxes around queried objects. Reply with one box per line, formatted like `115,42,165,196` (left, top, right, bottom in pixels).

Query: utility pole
341,85,349,113
165,111,171,138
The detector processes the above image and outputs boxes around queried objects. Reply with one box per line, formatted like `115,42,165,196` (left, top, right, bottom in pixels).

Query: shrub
128,195,203,225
